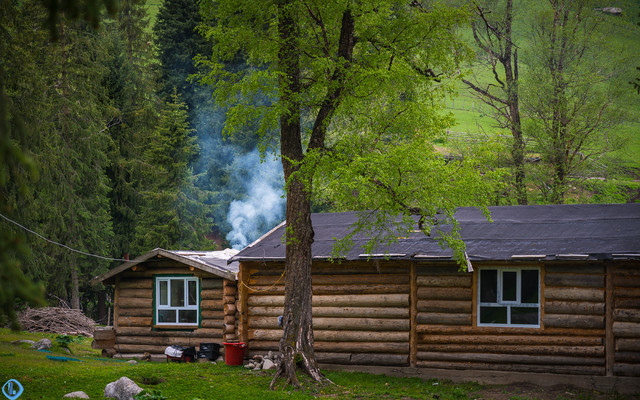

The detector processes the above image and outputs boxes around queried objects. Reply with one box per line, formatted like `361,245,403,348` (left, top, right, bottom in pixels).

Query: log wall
611,263,640,377
110,261,227,358
240,261,411,366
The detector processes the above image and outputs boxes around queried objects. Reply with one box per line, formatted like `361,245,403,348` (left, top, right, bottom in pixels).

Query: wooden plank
416,312,471,326
416,344,604,357
544,273,604,288
416,300,471,314
545,301,604,315
416,351,605,366
93,328,115,341
418,334,603,347
417,287,472,301
543,314,604,330
544,287,604,302
416,275,472,288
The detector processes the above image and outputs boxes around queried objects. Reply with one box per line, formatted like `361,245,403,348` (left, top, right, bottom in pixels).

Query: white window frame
155,276,199,326
477,267,540,328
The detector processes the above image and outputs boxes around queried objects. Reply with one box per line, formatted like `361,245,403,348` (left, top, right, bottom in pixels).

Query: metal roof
90,248,239,285
231,203,640,262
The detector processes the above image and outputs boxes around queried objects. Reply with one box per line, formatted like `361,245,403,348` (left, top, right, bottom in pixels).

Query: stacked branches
18,307,95,336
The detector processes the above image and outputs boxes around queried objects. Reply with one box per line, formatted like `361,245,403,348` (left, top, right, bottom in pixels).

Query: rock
104,377,143,400
244,363,254,369
262,358,276,370
63,391,89,398
31,338,52,350
61,347,71,354
11,339,35,345
126,360,137,365
267,351,273,359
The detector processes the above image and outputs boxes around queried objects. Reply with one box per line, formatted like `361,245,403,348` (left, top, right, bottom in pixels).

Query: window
155,276,199,325
478,268,540,327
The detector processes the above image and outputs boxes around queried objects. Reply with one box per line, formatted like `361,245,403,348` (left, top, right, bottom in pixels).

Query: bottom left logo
2,379,24,400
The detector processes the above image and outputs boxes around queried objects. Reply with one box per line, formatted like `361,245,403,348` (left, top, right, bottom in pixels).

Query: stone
126,360,137,365
63,391,89,399
262,358,276,370
31,338,52,350
267,351,273,359
104,377,143,400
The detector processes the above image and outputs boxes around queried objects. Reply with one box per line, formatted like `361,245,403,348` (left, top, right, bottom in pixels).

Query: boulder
31,338,52,350
262,358,276,370
63,391,89,398
104,377,143,400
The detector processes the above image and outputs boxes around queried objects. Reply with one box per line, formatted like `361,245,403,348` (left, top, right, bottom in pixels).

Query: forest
0,0,639,325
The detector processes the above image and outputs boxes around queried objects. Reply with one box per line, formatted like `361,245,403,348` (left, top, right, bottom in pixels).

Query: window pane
480,306,507,324
502,271,517,301
511,307,538,325
480,270,498,303
188,280,197,306
179,309,197,324
158,309,176,323
521,270,539,304
159,281,168,306
170,279,185,307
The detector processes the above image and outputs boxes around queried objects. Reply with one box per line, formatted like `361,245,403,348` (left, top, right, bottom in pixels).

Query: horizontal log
93,328,115,341
248,329,409,342
415,360,605,376
416,300,471,314
200,289,223,301
614,351,640,363
116,344,174,354
118,288,152,298
115,327,222,338
416,344,604,357
201,310,224,320
613,274,640,288
416,275,472,288
117,316,152,327
613,363,640,377
614,309,640,323
544,273,604,288
223,285,237,297
416,312,471,326
253,316,409,331
416,351,604,366
116,335,221,346
615,298,640,309
544,287,604,302
117,297,152,309
417,287,472,301
545,264,604,274
92,339,115,349
224,315,235,324
543,314,604,330
316,352,408,366
545,301,604,315
616,338,640,352
201,319,223,329
415,265,463,276
224,303,236,315
248,294,409,307
612,264,640,276
249,273,410,286
120,268,201,278
314,341,409,354
118,308,153,317
614,287,640,299
416,325,605,337
242,284,411,295
118,279,152,289
418,334,603,347
201,300,223,311
248,306,408,319
223,323,235,334
613,321,640,338
201,279,223,290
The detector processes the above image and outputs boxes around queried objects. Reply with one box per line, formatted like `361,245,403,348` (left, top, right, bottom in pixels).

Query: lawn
0,329,635,400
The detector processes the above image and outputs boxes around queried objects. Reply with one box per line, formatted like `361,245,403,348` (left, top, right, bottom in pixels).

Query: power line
0,212,128,262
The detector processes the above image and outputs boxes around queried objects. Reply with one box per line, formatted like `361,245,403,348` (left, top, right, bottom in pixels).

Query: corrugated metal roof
231,204,640,262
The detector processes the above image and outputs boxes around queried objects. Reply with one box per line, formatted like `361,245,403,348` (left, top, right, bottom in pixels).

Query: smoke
225,150,285,249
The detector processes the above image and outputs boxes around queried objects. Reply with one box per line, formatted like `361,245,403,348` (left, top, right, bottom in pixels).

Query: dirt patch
472,382,638,400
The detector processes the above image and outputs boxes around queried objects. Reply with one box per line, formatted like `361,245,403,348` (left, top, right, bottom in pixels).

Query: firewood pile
18,307,95,336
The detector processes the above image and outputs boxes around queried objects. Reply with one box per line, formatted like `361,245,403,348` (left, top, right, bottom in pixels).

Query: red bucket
223,342,247,366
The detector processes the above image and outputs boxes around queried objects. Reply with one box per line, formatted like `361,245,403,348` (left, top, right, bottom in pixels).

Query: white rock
104,377,143,400
31,338,52,350
262,358,276,370
63,391,89,399
126,360,137,365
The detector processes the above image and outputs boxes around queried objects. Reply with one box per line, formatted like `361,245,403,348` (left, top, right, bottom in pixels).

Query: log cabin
230,203,640,392
90,248,239,361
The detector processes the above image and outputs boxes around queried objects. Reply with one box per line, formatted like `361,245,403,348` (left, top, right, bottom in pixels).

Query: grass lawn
0,329,635,400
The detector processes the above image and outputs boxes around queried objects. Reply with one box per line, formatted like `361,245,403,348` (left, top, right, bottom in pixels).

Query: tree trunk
71,265,80,310
271,0,324,388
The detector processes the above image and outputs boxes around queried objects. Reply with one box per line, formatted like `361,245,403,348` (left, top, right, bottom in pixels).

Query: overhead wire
0,212,129,262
